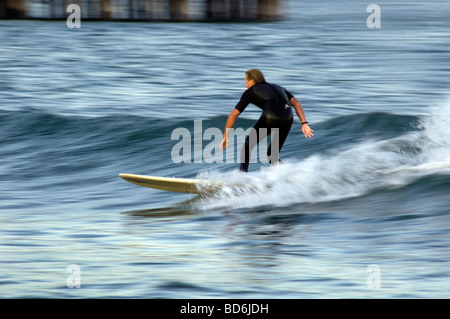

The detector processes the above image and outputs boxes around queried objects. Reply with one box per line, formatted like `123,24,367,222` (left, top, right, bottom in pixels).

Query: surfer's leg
267,117,293,165
239,117,269,172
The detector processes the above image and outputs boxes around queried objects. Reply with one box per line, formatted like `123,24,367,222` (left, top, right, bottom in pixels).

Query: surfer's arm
220,108,241,150
290,97,314,138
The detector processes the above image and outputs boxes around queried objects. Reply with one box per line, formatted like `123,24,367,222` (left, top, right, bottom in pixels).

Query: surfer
220,69,314,173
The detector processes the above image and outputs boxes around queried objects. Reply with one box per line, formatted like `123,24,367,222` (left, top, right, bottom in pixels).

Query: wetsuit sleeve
235,88,253,113
285,89,294,100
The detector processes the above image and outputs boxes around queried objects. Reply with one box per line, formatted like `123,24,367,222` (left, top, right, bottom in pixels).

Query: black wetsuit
235,81,294,172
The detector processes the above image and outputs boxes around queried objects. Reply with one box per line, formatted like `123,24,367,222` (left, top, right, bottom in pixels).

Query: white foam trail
196,142,408,210
418,97,450,165
195,98,450,210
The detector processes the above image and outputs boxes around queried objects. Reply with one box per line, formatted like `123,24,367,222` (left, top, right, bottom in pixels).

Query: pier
0,0,284,21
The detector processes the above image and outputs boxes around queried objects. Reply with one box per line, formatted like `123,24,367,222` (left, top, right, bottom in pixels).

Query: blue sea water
1,0,450,299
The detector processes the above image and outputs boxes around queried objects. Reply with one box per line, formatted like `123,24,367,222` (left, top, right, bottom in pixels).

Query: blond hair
245,69,266,84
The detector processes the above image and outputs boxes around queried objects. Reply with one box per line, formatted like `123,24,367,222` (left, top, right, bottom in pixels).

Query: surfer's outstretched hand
302,124,314,138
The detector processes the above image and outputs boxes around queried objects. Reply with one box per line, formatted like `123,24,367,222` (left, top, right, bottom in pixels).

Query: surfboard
119,173,221,194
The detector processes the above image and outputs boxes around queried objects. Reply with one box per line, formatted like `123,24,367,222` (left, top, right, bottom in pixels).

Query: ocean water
1,0,450,299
